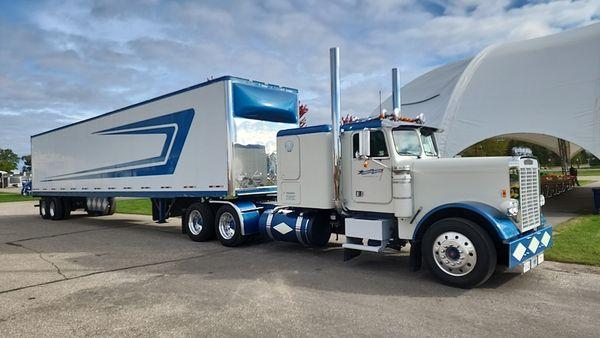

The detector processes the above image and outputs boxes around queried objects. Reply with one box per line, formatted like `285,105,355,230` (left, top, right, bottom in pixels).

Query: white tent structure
376,23,600,161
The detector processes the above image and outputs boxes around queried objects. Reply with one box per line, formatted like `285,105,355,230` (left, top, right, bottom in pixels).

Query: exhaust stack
392,67,400,117
330,47,342,212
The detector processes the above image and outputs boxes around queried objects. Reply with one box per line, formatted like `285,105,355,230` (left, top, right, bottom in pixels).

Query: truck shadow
5,213,522,298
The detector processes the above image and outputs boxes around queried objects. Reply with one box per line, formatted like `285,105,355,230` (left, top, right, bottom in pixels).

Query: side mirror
358,129,370,159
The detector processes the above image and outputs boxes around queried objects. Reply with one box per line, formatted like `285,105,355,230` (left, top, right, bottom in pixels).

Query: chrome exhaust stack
392,67,401,118
330,47,342,212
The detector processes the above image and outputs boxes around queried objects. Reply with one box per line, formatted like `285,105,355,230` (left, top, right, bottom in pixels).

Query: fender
209,200,261,235
413,201,521,243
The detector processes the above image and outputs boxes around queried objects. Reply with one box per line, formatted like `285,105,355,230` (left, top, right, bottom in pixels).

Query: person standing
569,165,580,186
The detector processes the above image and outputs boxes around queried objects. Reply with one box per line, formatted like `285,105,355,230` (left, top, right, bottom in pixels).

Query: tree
0,148,19,172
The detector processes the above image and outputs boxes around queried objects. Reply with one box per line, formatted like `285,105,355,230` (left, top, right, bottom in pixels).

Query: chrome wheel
40,200,47,217
187,209,204,235
433,231,477,276
218,212,236,240
49,201,56,218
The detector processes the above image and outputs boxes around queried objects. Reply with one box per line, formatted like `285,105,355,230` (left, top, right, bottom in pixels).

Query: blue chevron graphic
42,108,195,181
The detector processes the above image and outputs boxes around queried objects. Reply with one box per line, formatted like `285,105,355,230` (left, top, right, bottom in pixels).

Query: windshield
392,129,422,156
420,129,438,156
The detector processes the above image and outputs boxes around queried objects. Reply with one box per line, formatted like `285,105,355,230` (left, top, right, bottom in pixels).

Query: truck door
351,130,392,204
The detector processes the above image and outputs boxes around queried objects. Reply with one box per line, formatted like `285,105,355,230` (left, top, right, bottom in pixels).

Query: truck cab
272,114,552,288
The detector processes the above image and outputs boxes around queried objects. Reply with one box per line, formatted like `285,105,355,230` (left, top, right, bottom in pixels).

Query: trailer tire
183,203,215,242
49,197,65,221
215,205,246,247
107,198,117,215
422,217,496,288
39,198,51,220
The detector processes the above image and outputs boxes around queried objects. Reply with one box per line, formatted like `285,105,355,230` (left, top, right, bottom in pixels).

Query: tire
107,198,117,215
183,203,215,242
422,217,496,288
49,197,65,221
215,205,246,247
39,198,50,220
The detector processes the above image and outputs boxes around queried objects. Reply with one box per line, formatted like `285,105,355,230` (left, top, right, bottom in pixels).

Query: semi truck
31,48,552,288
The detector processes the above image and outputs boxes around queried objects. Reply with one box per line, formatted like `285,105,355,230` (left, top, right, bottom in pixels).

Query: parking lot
1,200,599,336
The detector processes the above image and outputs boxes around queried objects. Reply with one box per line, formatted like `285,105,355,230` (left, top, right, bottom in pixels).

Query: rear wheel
107,198,117,215
49,197,65,221
183,203,215,242
422,217,496,288
215,205,245,247
39,198,50,219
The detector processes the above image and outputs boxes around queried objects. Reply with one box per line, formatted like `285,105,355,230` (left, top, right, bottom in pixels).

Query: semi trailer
31,48,552,288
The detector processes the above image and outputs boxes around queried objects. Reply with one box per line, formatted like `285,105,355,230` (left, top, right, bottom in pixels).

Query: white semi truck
31,48,552,288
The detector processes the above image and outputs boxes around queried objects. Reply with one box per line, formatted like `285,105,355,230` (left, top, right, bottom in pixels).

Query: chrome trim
224,80,236,197
295,213,305,245
392,67,400,112
265,210,275,240
330,47,343,213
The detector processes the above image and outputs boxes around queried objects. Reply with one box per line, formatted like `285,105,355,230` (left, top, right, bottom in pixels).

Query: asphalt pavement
1,201,599,337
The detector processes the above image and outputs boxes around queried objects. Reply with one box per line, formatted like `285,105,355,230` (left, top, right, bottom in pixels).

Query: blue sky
1,0,599,156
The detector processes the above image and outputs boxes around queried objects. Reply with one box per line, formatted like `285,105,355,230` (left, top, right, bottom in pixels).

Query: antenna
379,90,382,116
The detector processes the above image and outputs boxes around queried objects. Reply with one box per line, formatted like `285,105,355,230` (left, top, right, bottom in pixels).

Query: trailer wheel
39,198,50,220
215,205,246,247
422,217,496,288
49,197,65,221
107,198,117,215
183,203,215,242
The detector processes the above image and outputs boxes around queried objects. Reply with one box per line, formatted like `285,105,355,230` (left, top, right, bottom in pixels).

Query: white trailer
33,50,552,288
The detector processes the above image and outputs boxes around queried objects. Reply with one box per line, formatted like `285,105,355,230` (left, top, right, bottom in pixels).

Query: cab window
352,131,388,158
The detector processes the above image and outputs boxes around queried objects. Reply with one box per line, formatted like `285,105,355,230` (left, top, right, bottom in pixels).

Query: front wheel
215,205,245,247
422,217,496,288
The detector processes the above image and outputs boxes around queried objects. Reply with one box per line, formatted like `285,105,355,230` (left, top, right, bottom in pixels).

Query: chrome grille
519,167,541,231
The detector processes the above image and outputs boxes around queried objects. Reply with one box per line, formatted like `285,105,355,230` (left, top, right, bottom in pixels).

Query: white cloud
0,0,598,156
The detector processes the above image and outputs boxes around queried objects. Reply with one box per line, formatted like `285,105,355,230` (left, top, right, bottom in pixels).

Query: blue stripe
341,119,383,131
45,126,176,179
235,186,277,195
32,190,228,198
42,108,195,181
277,124,332,137
32,76,298,138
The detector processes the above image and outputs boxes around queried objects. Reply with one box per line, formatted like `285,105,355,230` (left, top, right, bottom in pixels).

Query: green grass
115,198,152,215
579,179,595,186
0,192,36,203
545,215,600,266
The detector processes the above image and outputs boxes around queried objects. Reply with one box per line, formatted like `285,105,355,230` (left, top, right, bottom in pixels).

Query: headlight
502,198,520,217
539,194,545,207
